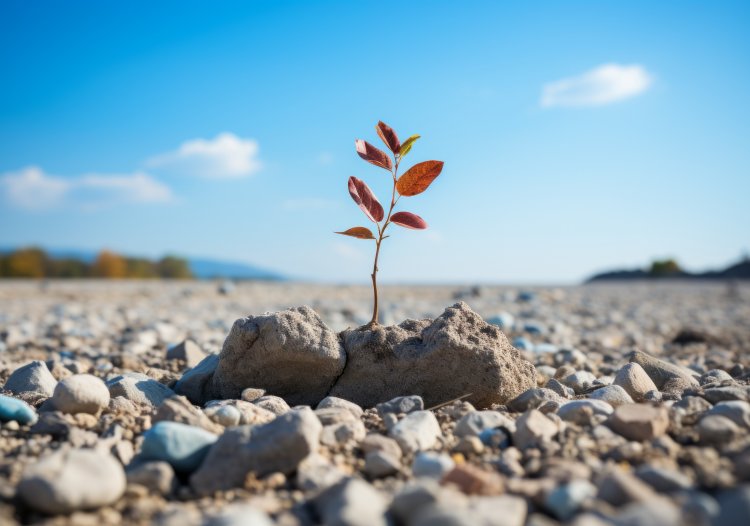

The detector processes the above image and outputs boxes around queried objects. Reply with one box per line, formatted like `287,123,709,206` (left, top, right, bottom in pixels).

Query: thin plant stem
369,155,400,325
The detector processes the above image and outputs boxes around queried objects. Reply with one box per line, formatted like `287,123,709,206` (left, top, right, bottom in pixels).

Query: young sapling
336,121,444,326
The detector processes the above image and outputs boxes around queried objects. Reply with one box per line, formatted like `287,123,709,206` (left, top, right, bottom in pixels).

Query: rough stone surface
190,407,322,495
18,449,126,515
4,360,58,396
52,374,110,414
330,302,536,409
212,306,345,406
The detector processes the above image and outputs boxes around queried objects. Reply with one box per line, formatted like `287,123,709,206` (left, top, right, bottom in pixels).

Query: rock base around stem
188,302,536,410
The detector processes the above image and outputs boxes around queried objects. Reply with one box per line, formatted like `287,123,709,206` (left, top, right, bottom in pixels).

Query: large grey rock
4,360,57,397
174,353,219,405
629,350,698,396
330,302,536,409
212,306,345,406
18,449,126,514
106,373,174,408
190,407,322,495
52,374,110,415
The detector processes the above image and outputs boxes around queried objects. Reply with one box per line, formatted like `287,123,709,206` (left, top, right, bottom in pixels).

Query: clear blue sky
1,0,748,282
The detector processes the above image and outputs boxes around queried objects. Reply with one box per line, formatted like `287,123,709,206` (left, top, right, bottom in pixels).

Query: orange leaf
391,211,428,229
355,139,392,171
396,160,444,196
348,176,384,222
335,227,375,240
375,121,400,154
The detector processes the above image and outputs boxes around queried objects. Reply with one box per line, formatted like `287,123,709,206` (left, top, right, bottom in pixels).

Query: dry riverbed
1,280,749,525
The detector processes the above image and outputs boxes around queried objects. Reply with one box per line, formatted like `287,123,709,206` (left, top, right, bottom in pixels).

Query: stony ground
1,280,749,525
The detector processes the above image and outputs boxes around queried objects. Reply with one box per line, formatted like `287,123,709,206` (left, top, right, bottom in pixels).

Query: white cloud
541,63,652,108
146,132,261,178
0,166,173,210
0,166,68,210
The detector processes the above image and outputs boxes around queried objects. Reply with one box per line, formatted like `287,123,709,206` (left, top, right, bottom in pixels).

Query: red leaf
348,176,384,222
355,139,392,171
396,160,444,196
375,121,401,154
390,211,428,229
335,227,375,239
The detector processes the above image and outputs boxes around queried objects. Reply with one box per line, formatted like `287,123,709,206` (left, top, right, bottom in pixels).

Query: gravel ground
1,280,749,525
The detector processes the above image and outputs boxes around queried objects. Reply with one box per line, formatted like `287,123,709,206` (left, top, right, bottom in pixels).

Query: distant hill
0,247,284,281
587,257,750,283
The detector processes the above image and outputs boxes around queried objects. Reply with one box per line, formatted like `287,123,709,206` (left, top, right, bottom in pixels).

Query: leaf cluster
336,121,443,240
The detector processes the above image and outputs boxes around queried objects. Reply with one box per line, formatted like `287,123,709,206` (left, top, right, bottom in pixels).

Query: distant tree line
0,248,193,279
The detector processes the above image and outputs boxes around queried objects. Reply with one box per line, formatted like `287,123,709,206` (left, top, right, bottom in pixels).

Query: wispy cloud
541,63,652,108
0,166,173,211
316,152,334,166
146,132,261,178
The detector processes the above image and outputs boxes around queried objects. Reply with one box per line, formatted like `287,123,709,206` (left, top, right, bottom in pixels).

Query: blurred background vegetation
0,247,192,279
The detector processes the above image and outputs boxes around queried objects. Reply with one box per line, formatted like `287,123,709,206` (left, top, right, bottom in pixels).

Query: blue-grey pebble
140,421,218,473
0,394,37,425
